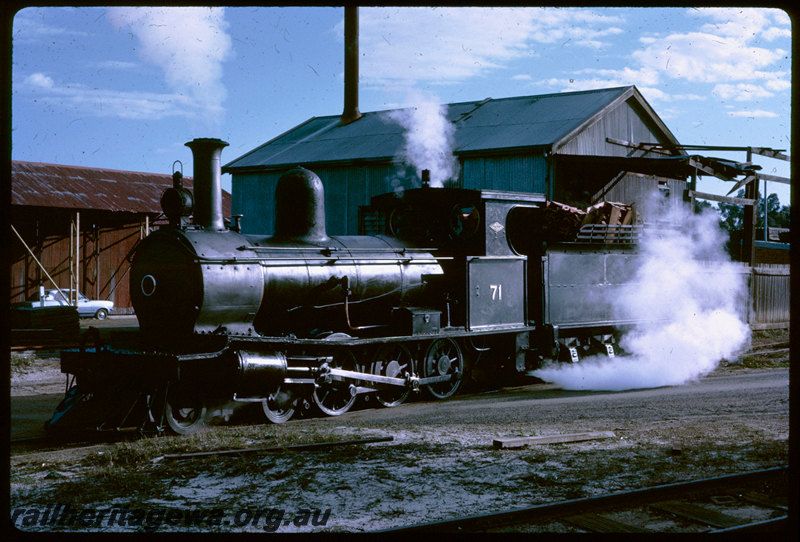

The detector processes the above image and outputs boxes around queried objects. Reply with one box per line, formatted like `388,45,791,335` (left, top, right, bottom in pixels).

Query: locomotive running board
234,326,536,347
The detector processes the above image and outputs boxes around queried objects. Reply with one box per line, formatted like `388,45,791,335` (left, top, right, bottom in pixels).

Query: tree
694,199,713,215
718,190,745,231
718,189,790,232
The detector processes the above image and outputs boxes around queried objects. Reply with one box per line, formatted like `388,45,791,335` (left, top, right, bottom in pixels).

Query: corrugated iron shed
11,161,231,215
223,86,679,172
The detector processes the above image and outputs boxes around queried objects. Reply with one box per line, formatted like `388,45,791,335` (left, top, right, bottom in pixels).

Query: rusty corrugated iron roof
11,161,231,215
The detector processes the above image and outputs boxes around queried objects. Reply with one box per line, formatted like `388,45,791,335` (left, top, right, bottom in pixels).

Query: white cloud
577,66,661,86
764,79,791,92
21,74,203,120
347,7,626,88
629,8,789,92
534,66,665,96
91,60,138,70
25,72,55,89
106,7,232,124
690,7,791,42
632,31,784,84
712,83,774,101
535,77,629,93
762,26,792,41
727,109,779,118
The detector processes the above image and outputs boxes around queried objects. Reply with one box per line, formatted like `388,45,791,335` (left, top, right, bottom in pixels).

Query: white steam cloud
384,91,459,189
532,195,751,391
106,7,232,125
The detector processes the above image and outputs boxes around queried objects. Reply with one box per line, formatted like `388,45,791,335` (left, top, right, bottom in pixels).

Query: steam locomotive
47,138,642,435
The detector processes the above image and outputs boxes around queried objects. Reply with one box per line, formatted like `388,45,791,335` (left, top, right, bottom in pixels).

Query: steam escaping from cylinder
384,90,459,191
532,194,751,391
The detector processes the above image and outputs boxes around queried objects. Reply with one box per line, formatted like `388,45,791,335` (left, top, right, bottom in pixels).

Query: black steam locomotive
47,138,641,435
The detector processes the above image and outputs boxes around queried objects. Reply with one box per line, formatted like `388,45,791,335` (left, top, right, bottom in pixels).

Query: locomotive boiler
131,139,442,344
47,138,640,435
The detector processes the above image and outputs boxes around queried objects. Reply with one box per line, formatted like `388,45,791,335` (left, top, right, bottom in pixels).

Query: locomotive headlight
141,275,157,297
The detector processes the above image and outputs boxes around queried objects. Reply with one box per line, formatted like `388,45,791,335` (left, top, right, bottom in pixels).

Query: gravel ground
9,329,791,533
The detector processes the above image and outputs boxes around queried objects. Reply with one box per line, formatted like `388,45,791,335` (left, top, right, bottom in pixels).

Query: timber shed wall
10,207,162,311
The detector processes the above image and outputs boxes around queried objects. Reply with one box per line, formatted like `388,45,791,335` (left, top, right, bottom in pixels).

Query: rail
377,465,789,533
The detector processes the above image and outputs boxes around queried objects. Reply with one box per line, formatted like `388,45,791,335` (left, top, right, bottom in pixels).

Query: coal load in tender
536,200,638,243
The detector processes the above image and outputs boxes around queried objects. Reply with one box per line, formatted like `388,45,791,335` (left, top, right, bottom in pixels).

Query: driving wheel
422,338,464,399
370,343,414,407
311,334,358,416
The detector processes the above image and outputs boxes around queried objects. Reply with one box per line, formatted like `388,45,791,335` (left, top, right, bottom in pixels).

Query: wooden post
763,179,768,241
69,218,74,304
742,148,757,265
109,269,116,306
11,224,69,304
94,225,100,300
76,211,80,301
743,181,757,264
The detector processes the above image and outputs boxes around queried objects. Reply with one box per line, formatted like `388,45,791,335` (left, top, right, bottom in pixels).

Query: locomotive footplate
236,325,536,347
60,347,180,385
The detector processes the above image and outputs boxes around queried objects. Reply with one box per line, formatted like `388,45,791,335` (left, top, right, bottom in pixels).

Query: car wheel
95,308,108,320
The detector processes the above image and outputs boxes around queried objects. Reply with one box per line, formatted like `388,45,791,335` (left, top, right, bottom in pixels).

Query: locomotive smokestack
185,138,228,231
421,169,431,188
340,6,362,126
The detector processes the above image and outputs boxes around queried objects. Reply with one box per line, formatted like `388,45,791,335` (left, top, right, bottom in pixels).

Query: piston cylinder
236,351,287,397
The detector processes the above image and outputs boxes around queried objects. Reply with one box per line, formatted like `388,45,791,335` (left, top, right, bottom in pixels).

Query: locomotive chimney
185,138,228,231
421,169,431,188
340,6,362,126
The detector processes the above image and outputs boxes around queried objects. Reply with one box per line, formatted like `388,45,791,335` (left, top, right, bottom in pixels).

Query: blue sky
11,6,792,206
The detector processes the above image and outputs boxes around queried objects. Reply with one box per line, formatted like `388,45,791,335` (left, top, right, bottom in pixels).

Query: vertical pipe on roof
341,6,362,125
186,138,229,231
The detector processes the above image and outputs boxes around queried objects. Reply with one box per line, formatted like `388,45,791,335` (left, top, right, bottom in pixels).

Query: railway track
379,466,791,533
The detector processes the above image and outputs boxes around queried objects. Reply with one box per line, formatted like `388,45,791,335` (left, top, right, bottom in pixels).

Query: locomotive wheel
371,343,414,407
262,388,297,424
422,338,464,399
312,335,358,416
164,384,207,435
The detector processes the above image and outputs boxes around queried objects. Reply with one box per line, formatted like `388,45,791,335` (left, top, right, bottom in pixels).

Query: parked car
17,289,114,319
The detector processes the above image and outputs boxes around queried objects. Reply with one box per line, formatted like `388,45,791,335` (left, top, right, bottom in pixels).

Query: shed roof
11,161,231,215
224,86,680,173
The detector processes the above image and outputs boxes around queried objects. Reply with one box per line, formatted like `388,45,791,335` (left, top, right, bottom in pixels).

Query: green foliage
718,189,790,232
693,199,713,214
